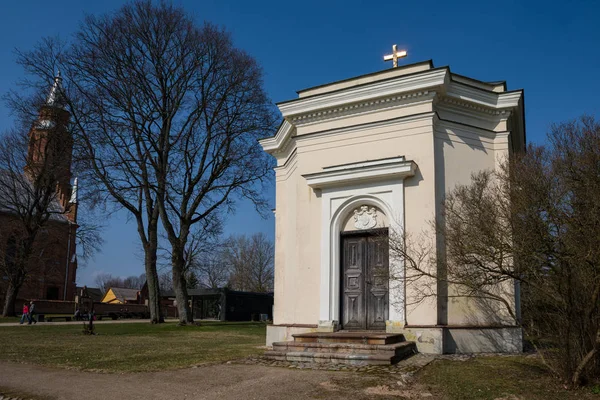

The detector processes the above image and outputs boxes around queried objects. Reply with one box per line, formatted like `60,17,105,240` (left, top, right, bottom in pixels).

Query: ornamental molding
353,205,378,229
259,120,295,154
434,116,508,141
279,68,448,118
438,95,508,116
446,81,522,110
303,156,417,190
289,91,435,126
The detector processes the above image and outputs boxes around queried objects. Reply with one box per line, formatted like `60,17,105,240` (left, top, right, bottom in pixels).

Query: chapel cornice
437,95,510,117
260,64,525,155
289,90,435,126
278,68,448,119
446,81,522,110
259,120,294,155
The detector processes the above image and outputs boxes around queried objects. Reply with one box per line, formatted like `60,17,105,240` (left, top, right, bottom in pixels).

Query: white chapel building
260,58,525,354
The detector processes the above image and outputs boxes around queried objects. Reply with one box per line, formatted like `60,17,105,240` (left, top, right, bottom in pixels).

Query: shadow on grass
417,355,597,400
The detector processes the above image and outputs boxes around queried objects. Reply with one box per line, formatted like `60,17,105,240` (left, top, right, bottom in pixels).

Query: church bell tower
25,71,77,223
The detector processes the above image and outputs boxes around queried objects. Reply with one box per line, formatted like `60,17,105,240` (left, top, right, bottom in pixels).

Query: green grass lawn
417,355,599,399
2,321,599,400
0,321,266,372
0,317,20,324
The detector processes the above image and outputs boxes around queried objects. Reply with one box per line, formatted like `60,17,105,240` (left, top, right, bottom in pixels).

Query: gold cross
383,44,407,68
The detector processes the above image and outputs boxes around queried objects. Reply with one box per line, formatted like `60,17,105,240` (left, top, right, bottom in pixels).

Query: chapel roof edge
295,60,435,96
450,71,507,92
280,61,518,108
277,65,445,108
257,119,286,142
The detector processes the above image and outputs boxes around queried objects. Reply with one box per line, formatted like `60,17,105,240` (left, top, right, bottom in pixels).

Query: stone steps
272,340,415,356
264,332,417,366
264,350,408,365
292,331,404,345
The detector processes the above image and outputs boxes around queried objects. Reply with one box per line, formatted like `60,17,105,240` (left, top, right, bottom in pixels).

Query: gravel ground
0,355,437,400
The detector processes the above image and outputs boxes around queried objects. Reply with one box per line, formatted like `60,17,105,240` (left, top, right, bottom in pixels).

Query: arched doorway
304,156,415,331
339,205,389,330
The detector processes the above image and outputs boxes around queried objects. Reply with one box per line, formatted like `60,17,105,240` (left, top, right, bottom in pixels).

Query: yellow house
101,287,140,304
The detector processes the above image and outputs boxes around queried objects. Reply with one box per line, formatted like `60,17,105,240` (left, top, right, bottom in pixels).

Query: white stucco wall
262,62,525,350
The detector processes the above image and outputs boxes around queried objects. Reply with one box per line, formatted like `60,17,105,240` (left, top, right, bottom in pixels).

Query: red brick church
0,73,78,309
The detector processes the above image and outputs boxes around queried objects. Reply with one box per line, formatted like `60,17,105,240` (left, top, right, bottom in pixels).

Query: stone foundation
269,323,522,354
399,327,444,354
388,324,522,354
443,327,523,353
266,324,318,346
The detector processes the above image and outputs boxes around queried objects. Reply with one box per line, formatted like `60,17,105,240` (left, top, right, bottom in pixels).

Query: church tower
25,72,77,223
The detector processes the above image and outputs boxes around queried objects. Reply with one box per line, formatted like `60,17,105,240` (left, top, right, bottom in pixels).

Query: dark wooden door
341,236,367,329
341,231,389,330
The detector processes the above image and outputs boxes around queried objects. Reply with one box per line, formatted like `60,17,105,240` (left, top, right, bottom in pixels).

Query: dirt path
0,361,415,399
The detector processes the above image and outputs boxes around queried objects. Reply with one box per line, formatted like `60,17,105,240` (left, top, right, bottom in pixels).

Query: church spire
69,177,78,204
46,70,66,109
67,176,78,223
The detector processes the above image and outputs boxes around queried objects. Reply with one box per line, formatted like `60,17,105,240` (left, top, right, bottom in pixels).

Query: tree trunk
172,245,192,325
136,200,163,324
144,242,164,324
2,239,34,317
1,282,18,317
571,328,600,387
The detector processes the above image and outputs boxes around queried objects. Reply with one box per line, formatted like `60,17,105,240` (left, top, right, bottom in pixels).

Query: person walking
29,301,37,324
19,303,31,324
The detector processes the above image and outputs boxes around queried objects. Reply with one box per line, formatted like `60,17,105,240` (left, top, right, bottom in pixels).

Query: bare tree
94,272,146,294
145,19,276,323
123,273,146,290
158,217,223,292
15,2,275,326
223,233,274,292
10,2,213,323
31,1,274,325
158,270,173,293
158,218,222,279
195,255,231,289
392,116,600,387
93,273,111,295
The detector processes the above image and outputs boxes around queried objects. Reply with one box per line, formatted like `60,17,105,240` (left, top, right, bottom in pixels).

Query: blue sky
1,0,599,286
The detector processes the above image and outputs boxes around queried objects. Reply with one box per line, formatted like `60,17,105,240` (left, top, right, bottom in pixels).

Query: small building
139,282,178,318
75,286,103,303
101,287,141,304
259,57,525,354
160,288,273,321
